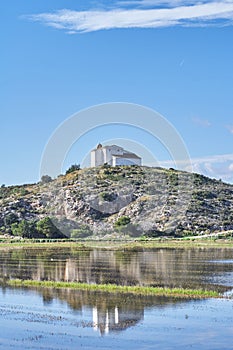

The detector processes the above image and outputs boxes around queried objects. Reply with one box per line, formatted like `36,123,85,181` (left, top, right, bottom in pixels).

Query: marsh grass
3,279,220,299
0,239,233,251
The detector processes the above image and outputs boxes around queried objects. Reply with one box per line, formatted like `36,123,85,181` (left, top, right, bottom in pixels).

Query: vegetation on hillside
0,165,233,239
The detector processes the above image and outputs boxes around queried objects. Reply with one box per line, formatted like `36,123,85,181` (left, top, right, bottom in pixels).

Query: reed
0,239,232,251
4,279,220,299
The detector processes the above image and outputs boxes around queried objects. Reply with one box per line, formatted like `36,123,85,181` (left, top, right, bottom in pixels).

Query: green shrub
143,229,166,238
41,175,53,184
100,192,117,202
66,164,80,175
11,220,39,238
36,217,66,239
114,216,131,227
4,213,18,226
18,188,29,196
71,225,93,239
181,230,195,237
116,223,141,237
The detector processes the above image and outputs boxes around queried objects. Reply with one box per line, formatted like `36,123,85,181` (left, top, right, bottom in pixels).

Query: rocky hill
0,165,233,239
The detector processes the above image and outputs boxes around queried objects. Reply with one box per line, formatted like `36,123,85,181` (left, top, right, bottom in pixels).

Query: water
1,247,233,290
0,246,233,349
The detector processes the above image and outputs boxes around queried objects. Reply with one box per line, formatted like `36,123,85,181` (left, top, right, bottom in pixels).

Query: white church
91,144,142,167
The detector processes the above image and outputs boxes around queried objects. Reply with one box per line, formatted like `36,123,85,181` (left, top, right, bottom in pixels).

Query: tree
11,220,38,238
4,213,18,226
66,164,80,175
41,175,53,184
36,217,65,239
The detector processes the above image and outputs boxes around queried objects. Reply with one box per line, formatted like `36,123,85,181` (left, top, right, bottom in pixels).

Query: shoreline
0,237,233,250
1,238,232,299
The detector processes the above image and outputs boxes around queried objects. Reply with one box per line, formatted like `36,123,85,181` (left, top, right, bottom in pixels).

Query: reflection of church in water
92,305,144,335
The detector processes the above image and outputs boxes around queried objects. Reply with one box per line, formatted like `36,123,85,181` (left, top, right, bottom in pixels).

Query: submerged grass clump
3,279,220,299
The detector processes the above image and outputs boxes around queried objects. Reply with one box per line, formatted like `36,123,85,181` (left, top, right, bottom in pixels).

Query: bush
102,163,111,168
100,192,117,202
116,223,141,237
36,217,66,239
4,213,18,226
41,175,53,184
70,225,93,239
20,188,29,196
66,164,80,175
114,216,131,227
11,220,39,238
143,229,166,238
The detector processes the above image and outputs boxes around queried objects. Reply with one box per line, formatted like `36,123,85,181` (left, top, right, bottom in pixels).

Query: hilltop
0,166,233,239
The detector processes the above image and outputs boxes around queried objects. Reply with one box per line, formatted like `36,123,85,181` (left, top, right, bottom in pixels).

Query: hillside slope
0,166,233,238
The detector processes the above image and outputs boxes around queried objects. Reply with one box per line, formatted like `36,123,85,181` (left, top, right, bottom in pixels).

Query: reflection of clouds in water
2,248,233,293
1,287,233,349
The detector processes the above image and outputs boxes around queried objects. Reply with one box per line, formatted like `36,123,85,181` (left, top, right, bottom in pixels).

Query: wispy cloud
159,153,233,183
26,1,233,34
226,124,233,134
192,117,212,127
117,1,207,8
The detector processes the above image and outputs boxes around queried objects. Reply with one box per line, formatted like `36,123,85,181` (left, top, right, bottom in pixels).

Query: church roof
91,144,141,160
102,144,124,149
112,152,141,159
91,144,124,151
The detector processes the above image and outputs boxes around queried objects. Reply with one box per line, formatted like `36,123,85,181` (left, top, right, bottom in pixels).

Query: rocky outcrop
0,166,233,238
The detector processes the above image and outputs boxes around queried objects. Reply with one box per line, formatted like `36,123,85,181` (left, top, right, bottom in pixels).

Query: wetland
0,244,233,349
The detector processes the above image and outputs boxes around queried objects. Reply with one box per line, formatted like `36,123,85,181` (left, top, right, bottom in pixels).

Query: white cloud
117,1,206,8
192,117,211,127
226,124,233,134
161,153,233,166
158,153,233,183
26,1,233,34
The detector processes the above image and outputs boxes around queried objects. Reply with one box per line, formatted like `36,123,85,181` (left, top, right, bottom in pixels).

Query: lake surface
0,246,233,349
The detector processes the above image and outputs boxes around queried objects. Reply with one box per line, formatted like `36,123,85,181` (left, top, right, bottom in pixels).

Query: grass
0,239,233,251
2,278,221,299
0,239,89,250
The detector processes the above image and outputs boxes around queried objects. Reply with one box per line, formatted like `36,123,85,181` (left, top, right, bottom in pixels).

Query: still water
0,246,233,349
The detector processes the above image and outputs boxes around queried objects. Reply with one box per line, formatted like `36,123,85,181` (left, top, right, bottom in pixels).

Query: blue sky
1,0,233,185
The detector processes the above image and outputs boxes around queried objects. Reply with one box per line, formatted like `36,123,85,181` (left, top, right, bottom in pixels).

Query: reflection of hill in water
1,247,233,291
40,288,192,335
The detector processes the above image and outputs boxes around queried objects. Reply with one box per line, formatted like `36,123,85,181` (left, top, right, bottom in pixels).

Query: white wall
104,146,124,165
91,148,105,167
113,157,141,166
103,148,111,165
91,145,141,167
91,151,96,167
